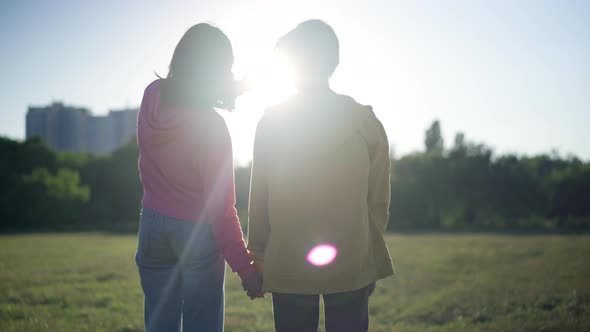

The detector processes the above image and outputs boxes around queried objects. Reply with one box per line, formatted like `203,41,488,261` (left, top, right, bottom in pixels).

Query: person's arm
366,108,391,232
247,116,272,266
202,118,255,281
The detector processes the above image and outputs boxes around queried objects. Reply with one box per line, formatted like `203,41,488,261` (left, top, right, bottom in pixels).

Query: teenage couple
135,19,394,332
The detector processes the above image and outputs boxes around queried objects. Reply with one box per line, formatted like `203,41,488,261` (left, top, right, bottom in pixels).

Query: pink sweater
137,79,254,280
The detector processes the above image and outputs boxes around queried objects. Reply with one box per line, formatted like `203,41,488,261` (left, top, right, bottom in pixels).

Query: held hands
242,251,265,299
241,270,264,300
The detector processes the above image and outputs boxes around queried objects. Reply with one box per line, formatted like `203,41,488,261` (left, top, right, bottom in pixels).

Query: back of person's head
161,23,237,110
277,20,339,83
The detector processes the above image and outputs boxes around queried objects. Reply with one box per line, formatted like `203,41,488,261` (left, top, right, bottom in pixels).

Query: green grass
0,234,589,332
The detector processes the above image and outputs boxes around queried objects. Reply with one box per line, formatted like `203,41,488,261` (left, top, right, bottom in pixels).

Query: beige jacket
247,90,394,294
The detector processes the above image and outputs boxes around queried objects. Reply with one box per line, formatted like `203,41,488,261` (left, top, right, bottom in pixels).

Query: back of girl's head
161,23,236,110
277,20,339,80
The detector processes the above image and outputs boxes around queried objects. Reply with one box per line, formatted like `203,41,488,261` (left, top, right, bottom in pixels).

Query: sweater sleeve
203,119,255,281
365,109,391,232
247,116,272,263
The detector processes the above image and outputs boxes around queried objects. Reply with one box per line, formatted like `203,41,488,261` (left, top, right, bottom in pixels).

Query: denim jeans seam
142,211,152,260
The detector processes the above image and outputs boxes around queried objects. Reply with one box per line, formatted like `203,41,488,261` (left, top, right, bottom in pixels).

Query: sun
245,51,297,106
224,51,298,164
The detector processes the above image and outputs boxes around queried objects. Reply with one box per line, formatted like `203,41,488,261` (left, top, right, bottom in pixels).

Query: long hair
160,23,237,110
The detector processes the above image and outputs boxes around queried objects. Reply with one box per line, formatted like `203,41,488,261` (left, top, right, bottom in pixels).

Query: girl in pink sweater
135,23,261,332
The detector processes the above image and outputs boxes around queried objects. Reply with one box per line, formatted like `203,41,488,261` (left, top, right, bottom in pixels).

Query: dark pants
272,286,370,332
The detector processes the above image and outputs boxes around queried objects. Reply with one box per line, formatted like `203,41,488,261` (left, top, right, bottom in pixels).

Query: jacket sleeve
365,110,391,232
247,116,272,263
203,119,255,281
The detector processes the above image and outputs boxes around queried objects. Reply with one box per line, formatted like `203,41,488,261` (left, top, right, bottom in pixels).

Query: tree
79,140,142,231
425,120,444,155
16,168,90,229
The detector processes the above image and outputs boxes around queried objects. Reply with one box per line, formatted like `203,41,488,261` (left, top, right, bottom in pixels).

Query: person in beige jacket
247,19,394,332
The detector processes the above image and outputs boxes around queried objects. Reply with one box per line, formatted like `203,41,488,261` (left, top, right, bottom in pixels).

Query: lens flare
307,244,338,266
247,51,296,106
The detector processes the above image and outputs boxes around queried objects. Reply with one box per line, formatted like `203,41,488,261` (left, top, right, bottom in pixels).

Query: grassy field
0,234,589,332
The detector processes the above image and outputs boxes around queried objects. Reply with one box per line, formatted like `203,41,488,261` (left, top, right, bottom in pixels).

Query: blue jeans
135,207,225,332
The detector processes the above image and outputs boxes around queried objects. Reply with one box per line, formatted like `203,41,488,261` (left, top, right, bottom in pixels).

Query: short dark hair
276,20,339,78
161,23,237,110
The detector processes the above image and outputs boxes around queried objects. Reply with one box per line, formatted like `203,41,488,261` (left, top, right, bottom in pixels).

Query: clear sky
1,0,588,163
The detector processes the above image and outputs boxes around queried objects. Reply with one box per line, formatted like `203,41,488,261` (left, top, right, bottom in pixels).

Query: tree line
390,121,589,231
1,120,588,232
